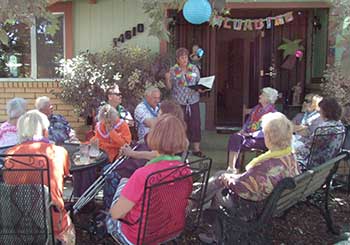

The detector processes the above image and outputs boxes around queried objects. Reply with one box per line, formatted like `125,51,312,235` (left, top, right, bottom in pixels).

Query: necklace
143,99,159,118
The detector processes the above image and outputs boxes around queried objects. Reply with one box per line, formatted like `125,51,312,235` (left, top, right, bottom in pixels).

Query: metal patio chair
112,157,212,245
0,153,54,244
302,125,346,171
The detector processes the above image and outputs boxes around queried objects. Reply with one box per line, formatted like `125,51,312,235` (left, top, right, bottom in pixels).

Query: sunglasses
109,93,122,96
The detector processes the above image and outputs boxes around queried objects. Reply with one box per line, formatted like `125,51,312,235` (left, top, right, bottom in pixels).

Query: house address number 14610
113,24,144,47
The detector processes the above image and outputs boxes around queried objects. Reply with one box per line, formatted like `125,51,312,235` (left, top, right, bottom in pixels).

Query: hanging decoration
183,0,212,25
278,38,305,70
209,11,294,30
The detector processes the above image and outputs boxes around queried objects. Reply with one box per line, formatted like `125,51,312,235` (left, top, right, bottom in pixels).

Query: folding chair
303,125,346,170
112,157,212,244
0,153,54,244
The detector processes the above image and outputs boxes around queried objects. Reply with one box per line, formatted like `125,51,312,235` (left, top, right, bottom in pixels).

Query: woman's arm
110,196,135,220
120,144,158,160
165,72,172,90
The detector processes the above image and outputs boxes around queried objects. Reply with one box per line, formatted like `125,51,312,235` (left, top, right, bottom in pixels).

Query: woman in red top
93,104,132,162
107,114,191,244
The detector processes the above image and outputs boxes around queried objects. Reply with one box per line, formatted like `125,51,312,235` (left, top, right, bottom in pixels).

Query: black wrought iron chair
112,157,212,245
301,125,346,171
332,124,350,193
0,153,54,244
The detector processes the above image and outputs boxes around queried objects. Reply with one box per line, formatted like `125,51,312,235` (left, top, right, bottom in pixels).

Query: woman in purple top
227,87,278,173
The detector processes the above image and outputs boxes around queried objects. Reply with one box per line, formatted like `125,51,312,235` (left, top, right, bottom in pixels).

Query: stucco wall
72,0,331,55
73,0,160,55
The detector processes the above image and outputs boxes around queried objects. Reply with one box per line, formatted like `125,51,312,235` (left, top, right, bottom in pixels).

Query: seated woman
227,87,278,173
0,97,27,147
200,112,300,242
106,114,190,244
4,110,74,244
103,100,185,209
92,104,132,162
292,93,323,139
294,97,345,168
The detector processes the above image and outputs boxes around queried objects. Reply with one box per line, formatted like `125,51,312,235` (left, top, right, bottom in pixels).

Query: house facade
0,0,339,134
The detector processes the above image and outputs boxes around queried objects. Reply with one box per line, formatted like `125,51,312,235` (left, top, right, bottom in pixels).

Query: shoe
192,151,206,157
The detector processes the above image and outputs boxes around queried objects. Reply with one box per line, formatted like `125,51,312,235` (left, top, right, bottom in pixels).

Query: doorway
216,30,263,126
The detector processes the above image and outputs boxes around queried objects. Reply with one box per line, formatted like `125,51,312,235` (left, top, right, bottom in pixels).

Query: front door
216,30,265,126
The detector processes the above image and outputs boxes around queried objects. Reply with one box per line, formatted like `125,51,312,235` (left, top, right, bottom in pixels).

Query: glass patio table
62,142,109,197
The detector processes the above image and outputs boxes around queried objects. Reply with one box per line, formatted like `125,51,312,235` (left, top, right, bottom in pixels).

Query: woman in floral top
199,112,299,242
294,97,345,169
227,87,278,173
166,47,205,157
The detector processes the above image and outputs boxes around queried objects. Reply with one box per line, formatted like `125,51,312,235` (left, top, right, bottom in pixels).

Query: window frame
0,1,72,82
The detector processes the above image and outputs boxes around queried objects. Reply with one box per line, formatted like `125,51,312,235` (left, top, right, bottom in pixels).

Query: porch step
216,126,241,134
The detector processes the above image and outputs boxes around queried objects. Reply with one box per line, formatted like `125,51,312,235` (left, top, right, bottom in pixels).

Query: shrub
55,47,171,119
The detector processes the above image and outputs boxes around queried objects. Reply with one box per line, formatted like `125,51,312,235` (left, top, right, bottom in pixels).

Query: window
0,13,65,79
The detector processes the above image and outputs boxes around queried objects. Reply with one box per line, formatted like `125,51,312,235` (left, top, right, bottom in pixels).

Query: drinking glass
79,143,90,164
89,138,100,157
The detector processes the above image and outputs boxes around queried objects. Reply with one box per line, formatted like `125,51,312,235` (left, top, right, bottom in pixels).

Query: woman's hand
219,173,235,188
126,120,135,127
120,144,133,157
197,88,210,93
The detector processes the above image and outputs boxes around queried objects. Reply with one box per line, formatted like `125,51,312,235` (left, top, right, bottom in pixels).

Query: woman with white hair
199,112,300,243
0,97,27,147
5,110,75,244
92,104,131,162
227,87,278,173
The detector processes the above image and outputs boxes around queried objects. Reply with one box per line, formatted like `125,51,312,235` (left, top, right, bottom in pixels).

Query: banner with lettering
210,11,294,31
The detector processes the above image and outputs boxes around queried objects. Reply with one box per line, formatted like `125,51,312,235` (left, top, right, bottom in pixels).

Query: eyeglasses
304,99,312,103
109,93,122,96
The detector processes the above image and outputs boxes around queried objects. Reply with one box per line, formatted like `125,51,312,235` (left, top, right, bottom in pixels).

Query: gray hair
144,87,160,97
35,96,51,111
6,97,27,120
17,109,50,143
97,104,119,122
261,87,279,104
261,112,293,149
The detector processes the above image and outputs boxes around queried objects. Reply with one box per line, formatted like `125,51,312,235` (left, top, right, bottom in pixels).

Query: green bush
55,47,171,118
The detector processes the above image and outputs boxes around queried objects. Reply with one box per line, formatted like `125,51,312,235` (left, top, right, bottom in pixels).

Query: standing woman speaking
166,47,205,157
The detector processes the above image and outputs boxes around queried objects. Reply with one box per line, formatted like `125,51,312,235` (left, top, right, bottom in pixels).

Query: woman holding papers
165,47,205,157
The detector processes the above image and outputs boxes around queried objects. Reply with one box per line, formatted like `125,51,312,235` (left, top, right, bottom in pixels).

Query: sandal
192,151,206,157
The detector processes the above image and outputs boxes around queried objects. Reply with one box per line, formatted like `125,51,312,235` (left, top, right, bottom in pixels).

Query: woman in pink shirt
107,114,191,244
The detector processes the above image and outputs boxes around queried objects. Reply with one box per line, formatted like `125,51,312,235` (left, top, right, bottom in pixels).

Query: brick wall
0,81,88,140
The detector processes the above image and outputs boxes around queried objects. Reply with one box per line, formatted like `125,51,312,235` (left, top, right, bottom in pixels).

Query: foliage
321,62,350,105
55,47,171,118
141,0,186,42
330,0,350,36
142,0,261,41
321,0,350,104
0,0,59,45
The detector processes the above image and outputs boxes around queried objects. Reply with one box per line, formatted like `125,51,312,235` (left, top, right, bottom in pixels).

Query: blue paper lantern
183,0,212,25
